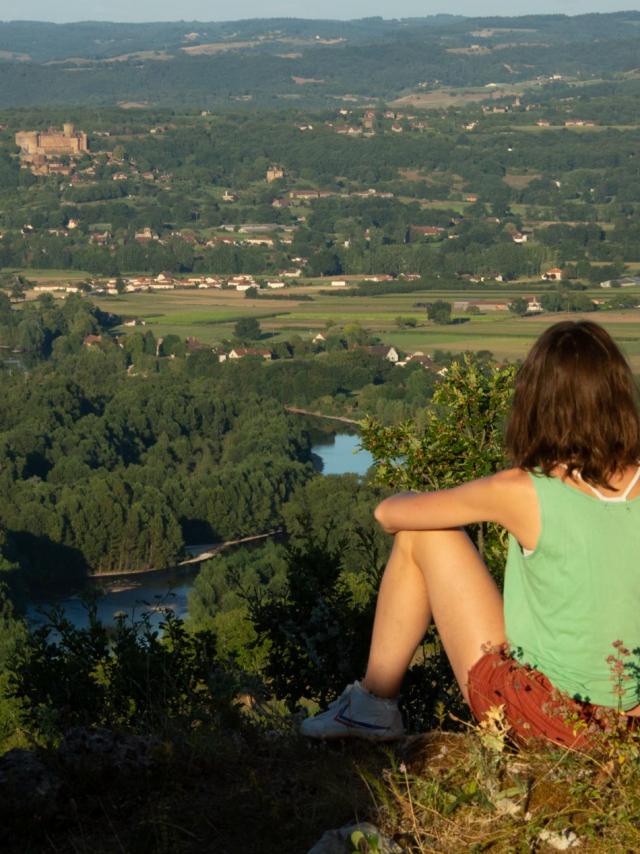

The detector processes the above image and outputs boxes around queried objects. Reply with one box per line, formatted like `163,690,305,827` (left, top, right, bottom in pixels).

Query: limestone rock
0,748,61,820
307,821,402,854
58,726,162,781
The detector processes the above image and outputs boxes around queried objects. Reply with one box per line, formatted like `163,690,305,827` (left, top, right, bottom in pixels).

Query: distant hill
0,13,639,107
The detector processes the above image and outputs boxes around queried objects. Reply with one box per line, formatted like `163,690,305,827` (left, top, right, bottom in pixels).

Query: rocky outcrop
307,821,402,854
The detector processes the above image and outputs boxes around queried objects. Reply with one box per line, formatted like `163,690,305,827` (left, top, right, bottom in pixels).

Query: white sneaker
300,681,405,741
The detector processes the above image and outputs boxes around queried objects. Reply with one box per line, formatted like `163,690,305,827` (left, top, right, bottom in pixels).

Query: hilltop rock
0,748,61,821
58,726,162,782
307,821,402,854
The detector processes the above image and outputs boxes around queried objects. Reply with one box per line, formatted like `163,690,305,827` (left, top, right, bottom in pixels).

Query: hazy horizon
2,3,639,25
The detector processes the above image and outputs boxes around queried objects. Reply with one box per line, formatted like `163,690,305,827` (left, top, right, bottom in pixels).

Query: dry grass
362,723,640,852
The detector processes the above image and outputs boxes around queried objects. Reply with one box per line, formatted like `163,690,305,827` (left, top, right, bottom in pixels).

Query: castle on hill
15,124,89,175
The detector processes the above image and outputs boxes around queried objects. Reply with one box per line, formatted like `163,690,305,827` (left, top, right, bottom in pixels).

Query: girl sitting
301,321,640,747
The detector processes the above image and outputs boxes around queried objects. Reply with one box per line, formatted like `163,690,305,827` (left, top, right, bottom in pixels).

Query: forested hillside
1,14,640,107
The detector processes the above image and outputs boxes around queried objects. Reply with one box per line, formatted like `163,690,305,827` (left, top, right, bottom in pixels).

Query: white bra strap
621,464,640,499
577,465,640,501
576,472,608,500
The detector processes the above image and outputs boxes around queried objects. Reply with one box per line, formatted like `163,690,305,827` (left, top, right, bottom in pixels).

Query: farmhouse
134,227,159,243
228,348,273,360
412,225,445,238
366,345,400,363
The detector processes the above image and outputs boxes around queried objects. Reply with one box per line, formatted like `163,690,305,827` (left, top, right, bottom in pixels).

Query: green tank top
504,471,640,710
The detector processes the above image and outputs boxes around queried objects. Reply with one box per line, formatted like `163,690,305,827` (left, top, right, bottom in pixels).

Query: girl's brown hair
505,320,640,488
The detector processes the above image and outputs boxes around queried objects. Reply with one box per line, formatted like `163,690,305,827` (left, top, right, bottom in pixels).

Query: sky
1,1,638,23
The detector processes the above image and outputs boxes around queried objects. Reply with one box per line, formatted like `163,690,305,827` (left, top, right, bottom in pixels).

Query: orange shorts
467,651,636,750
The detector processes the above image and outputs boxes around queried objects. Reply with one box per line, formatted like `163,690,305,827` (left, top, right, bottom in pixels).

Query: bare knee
393,528,476,570
394,527,466,546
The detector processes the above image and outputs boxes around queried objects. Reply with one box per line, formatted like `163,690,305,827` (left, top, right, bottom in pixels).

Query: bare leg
362,528,505,704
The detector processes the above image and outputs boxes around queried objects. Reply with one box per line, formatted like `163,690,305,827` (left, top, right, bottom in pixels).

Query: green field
89,285,640,369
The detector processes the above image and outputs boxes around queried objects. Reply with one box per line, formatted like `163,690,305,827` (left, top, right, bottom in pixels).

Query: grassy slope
8,717,640,853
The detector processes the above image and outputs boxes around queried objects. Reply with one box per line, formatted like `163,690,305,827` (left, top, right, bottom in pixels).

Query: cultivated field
91,284,640,370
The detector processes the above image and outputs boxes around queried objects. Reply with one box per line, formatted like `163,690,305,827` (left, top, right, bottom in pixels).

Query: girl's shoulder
489,467,536,491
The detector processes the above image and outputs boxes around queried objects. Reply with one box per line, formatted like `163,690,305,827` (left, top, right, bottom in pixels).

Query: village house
412,225,445,238
243,237,274,247
90,231,111,245
83,334,103,348
404,352,449,376
207,236,237,246
331,280,347,287
366,345,400,363
185,337,208,352
229,275,256,287
525,296,543,313
405,353,436,370
134,227,158,243
222,191,238,202
267,281,285,289
512,231,528,243
289,189,320,201
47,162,72,176
228,348,273,361
125,276,154,291
542,267,563,281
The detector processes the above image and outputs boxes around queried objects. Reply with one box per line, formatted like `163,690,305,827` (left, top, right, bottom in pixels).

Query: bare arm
374,468,540,551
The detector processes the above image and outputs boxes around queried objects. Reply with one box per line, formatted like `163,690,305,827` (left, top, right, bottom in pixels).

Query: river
26,432,374,631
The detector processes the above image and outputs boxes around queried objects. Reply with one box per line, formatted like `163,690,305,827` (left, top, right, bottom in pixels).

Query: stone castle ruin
15,124,89,175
